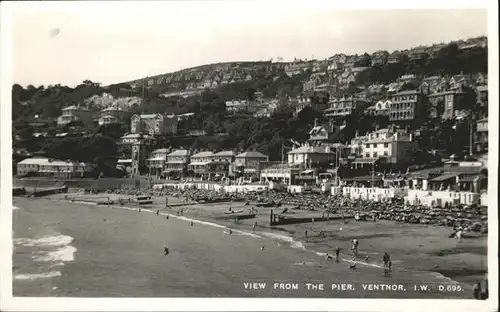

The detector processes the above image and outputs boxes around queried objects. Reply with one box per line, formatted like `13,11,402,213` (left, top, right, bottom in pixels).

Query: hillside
12,35,488,165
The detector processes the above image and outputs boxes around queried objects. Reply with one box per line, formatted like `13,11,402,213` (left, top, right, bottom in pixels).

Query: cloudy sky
6,1,488,87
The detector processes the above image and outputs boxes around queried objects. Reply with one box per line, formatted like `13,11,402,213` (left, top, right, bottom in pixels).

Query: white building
287,145,336,167
405,189,480,207
359,128,418,165
146,148,170,175
260,164,300,185
17,157,92,177
374,100,391,116
341,186,407,202
57,105,92,127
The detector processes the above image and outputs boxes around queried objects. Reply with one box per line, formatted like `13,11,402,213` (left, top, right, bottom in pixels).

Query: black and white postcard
1,1,498,311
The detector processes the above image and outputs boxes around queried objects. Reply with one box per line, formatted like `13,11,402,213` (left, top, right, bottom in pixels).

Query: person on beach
253,221,257,231
190,221,194,226
164,246,169,256
335,247,341,262
352,239,359,256
383,252,392,273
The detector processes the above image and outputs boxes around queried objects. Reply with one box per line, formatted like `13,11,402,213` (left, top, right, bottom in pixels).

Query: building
225,100,260,114
287,145,336,168
57,105,92,127
389,90,424,122
188,151,215,179
405,189,480,207
419,76,446,95
475,117,488,153
98,115,119,126
165,149,191,178
397,74,421,87
146,148,170,176
285,62,313,77
387,51,405,64
324,96,367,118
230,151,269,180
130,113,178,136
476,85,488,119
120,133,156,175
99,106,128,119
341,186,407,202
371,50,389,66
360,128,418,167
16,157,92,178
260,164,300,185
374,100,391,116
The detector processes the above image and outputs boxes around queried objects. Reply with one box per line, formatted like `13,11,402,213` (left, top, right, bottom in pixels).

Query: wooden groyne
33,186,68,197
269,209,354,226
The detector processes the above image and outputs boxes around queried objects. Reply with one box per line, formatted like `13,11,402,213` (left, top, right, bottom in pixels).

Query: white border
1,1,498,311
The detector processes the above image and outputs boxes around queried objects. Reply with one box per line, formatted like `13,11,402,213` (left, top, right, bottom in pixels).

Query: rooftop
214,150,235,157
236,151,268,158
18,157,85,167
168,149,190,157
191,151,214,158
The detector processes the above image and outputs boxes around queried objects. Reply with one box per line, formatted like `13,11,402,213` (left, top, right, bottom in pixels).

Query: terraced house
165,149,191,178
146,148,170,176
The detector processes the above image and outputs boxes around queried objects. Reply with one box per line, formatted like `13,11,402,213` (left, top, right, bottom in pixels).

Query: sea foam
14,234,74,247
14,271,62,281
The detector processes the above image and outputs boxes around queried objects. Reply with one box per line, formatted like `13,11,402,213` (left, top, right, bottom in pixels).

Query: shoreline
26,193,488,287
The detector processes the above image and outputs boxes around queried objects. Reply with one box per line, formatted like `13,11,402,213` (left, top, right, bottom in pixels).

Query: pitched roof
288,146,331,154
18,157,84,167
191,151,214,158
140,113,161,119
236,151,268,158
168,149,190,157
152,148,169,153
214,150,235,157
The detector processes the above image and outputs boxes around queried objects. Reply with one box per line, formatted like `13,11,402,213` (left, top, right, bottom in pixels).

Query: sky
6,1,488,87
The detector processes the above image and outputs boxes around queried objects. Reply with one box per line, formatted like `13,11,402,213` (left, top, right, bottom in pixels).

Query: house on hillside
130,113,178,136
389,90,425,122
371,50,389,66
57,105,93,127
387,51,405,64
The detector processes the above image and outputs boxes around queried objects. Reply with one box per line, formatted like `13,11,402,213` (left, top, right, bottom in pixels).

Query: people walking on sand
305,230,308,238
190,221,194,226
164,245,169,256
156,210,159,215
253,221,257,232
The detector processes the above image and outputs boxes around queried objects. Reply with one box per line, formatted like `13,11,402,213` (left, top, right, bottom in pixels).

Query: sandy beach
12,193,487,298
49,192,488,285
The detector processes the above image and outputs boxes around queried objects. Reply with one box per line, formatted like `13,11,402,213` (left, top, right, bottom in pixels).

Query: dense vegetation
12,41,487,173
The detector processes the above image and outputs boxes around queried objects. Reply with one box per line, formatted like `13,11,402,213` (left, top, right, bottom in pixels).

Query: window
373,152,378,157
365,153,370,158
384,143,389,148
384,151,388,156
